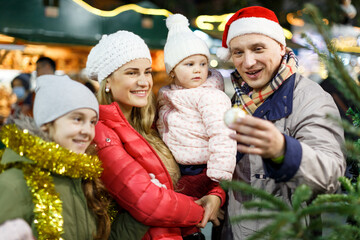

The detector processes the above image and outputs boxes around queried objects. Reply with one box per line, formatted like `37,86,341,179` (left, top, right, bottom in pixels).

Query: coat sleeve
264,83,346,194
0,169,34,227
197,90,237,182
95,124,204,227
205,182,227,207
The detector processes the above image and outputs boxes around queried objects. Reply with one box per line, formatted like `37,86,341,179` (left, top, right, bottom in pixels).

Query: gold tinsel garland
1,124,103,178
23,165,64,240
0,124,103,239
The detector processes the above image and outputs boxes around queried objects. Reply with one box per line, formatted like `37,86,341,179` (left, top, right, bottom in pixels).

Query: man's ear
280,44,286,57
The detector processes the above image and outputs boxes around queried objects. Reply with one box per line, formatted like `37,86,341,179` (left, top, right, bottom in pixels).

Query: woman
0,75,110,239
86,30,225,239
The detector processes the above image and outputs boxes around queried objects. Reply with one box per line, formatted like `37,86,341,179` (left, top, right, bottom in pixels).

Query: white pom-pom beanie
86,30,152,83
33,75,99,127
216,6,286,61
164,14,210,74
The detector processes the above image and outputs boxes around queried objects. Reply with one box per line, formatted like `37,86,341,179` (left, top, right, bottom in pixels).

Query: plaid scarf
231,48,298,115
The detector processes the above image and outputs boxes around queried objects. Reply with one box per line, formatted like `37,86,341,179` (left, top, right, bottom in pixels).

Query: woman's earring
105,87,110,93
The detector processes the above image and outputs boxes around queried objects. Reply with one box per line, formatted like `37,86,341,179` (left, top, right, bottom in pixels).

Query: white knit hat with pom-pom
86,30,152,83
164,14,210,74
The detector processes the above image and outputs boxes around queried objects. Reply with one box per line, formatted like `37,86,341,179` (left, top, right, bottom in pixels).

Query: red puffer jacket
94,103,225,239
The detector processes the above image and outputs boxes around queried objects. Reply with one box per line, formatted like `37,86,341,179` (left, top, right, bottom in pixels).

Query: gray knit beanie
86,30,152,83
33,75,99,127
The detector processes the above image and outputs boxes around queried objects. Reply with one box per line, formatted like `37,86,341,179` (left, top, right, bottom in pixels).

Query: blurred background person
16,56,58,118
36,56,56,77
10,73,33,117
78,68,99,94
339,0,357,25
0,85,16,127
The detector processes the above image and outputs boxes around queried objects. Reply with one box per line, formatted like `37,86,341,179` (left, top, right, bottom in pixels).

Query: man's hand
195,195,222,228
228,115,285,159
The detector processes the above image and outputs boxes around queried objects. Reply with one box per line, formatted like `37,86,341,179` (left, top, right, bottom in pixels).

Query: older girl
0,75,110,239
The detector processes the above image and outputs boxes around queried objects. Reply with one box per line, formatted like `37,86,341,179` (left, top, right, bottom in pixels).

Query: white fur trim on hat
86,30,152,83
33,75,99,127
164,14,210,74
216,47,232,61
227,17,286,47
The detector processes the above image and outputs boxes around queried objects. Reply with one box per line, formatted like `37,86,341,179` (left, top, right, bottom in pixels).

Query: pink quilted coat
94,102,226,239
157,69,237,182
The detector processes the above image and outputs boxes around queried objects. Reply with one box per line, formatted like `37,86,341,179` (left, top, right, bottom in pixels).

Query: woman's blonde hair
98,78,181,186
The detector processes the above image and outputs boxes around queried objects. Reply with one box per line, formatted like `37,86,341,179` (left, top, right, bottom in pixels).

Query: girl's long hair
82,177,111,239
97,78,181,186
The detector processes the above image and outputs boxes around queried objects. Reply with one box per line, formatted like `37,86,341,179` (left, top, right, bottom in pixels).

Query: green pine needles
222,178,360,240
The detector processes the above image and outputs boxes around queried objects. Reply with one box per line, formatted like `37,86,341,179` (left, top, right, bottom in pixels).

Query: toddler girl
157,14,237,199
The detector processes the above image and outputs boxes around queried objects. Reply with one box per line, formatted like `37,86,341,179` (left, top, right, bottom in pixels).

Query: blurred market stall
0,0,172,87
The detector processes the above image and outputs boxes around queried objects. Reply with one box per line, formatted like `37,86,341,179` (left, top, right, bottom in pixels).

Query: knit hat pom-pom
166,14,189,30
216,47,231,61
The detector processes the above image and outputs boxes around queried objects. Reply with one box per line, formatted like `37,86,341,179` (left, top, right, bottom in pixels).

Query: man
36,56,56,77
215,6,346,239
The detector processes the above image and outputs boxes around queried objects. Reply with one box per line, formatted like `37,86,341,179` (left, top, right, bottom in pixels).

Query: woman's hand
195,195,222,228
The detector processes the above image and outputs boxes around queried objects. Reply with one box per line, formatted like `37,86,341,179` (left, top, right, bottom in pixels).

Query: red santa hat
216,6,286,61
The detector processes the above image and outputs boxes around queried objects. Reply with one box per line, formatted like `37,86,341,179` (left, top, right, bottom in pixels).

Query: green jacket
0,148,97,239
